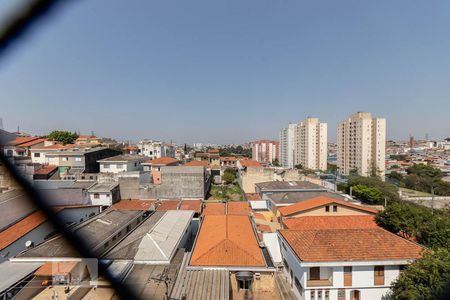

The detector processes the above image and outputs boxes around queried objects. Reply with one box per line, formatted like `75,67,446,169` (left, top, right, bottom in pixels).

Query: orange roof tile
220,157,237,161
184,160,209,167
0,209,62,250
279,228,424,262
33,143,75,150
283,215,378,230
245,193,262,201
278,196,378,217
179,200,202,213
190,215,266,267
111,200,155,211
239,159,262,167
257,224,272,232
18,138,47,147
203,203,226,215
207,149,220,153
144,157,178,165
8,136,40,146
156,200,181,211
252,212,267,221
35,262,77,276
227,202,250,215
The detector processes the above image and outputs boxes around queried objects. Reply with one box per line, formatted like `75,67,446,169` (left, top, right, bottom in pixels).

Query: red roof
190,215,266,267
112,200,155,211
279,228,424,262
156,200,181,211
207,149,220,153
278,196,378,217
18,138,47,147
184,160,209,167
0,208,63,250
203,203,226,215
35,262,77,276
33,144,75,150
144,157,178,165
34,165,58,175
283,215,378,230
239,159,262,167
220,157,237,161
179,200,202,213
227,202,250,215
8,136,41,146
257,224,272,232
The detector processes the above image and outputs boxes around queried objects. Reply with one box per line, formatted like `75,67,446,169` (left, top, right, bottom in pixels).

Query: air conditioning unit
254,273,261,280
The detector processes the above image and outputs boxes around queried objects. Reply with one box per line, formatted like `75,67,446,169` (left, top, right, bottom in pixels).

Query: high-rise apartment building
251,140,279,164
337,112,386,177
279,123,297,168
294,118,328,171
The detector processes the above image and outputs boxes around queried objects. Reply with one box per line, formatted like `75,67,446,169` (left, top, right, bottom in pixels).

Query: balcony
306,279,333,287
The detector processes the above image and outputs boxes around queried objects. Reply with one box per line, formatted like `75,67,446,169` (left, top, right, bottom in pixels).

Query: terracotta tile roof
239,159,262,167
245,193,262,201
18,138,47,147
227,202,250,215
279,228,424,262
203,203,226,215
207,149,220,153
179,200,202,213
253,212,267,221
283,216,378,230
156,200,181,211
278,196,378,217
33,144,75,150
257,224,272,232
35,262,77,276
0,208,62,250
34,165,58,175
144,157,178,165
111,200,155,211
190,215,266,267
8,136,41,146
184,160,209,167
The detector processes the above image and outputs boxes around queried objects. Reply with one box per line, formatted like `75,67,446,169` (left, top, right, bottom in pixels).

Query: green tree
222,168,236,184
272,159,280,167
390,248,450,300
352,184,383,204
47,130,79,145
347,176,400,203
389,171,404,182
327,163,338,174
294,164,303,170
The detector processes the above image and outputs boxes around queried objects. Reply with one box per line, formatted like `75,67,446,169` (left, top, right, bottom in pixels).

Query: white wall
89,192,113,206
100,161,143,174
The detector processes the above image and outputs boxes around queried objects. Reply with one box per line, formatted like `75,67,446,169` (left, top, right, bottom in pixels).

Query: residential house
98,154,148,174
4,137,48,157
137,139,175,159
142,157,179,172
87,182,120,206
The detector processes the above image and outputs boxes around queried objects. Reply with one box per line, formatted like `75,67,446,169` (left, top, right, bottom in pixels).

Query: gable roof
278,196,378,216
203,203,226,216
238,159,262,167
227,202,250,216
143,157,178,165
8,136,41,146
279,228,424,262
18,138,47,147
111,200,155,211
283,216,378,230
190,215,265,267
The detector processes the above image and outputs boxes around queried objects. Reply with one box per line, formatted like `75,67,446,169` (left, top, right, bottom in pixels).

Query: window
399,265,406,275
75,157,82,162
311,290,316,300
62,157,69,161
318,290,322,300
325,290,330,300
309,267,320,280
106,193,110,197
337,289,345,300
238,279,251,290
325,205,330,212
94,193,100,199
294,277,303,295
374,266,385,285
104,164,110,169
333,205,338,212
34,152,40,157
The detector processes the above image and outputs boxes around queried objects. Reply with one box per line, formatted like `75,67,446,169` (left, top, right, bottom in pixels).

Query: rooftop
143,157,178,165
283,215,378,230
203,203,226,216
97,154,147,162
156,200,181,211
105,211,193,262
88,182,119,193
227,201,250,215
179,200,202,214
34,261,77,276
267,191,346,205
16,209,143,258
183,160,209,167
238,159,262,167
111,199,156,211
34,165,58,175
190,215,265,267
8,136,42,146
279,228,424,262
255,181,325,192
0,261,43,294
278,196,378,216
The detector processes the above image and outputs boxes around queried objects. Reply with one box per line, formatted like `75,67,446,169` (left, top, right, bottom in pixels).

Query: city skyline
1,0,450,143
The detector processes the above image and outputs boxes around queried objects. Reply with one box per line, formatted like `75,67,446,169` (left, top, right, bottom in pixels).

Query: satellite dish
25,240,34,248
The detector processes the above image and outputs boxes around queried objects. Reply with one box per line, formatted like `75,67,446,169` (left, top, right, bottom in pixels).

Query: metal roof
0,261,43,293
105,211,193,263
266,191,346,205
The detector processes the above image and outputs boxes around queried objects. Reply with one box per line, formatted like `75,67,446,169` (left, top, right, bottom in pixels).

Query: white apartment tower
294,118,328,171
279,123,297,168
337,112,386,177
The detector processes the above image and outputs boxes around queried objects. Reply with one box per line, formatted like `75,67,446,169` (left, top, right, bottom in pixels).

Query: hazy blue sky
1,0,449,144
